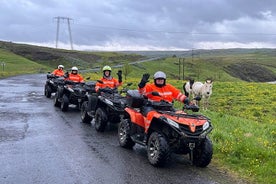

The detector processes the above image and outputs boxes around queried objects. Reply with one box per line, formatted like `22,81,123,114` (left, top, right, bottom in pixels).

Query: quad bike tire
118,119,135,149
44,85,52,98
61,95,69,112
192,137,213,167
94,107,108,132
147,132,171,167
81,101,93,123
54,92,61,107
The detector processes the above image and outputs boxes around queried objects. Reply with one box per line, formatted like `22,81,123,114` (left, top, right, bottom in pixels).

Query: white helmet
153,71,166,79
71,66,78,71
58,65,64,69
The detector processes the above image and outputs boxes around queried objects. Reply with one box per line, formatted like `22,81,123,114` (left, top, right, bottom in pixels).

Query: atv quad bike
44,73,65,98
118,90,213,167
54,80,96,112
81,83,132,132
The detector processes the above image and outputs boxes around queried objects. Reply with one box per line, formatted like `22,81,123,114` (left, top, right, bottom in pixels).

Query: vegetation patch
225,62,276,82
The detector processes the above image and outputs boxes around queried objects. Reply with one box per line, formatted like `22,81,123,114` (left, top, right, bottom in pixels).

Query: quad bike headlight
203,121,210,131
166,118,180,129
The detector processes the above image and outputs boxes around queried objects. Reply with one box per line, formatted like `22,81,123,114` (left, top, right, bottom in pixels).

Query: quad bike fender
86,94,98,111
125,108,145,129
144,111,164,133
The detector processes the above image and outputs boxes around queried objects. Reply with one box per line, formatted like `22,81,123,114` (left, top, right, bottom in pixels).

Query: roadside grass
205,82,276,184
0,49,50,78
171,81,275,184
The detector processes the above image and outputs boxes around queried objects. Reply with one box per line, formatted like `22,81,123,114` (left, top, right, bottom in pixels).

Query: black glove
138,73,150,88
183,97,190,105
117,70,122,83
194,96,201,101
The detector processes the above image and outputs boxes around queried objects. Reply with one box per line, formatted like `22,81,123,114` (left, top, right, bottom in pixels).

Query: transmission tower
54,16,74,50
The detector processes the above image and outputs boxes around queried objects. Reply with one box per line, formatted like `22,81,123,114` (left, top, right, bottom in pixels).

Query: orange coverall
66,73,84,83
139,83,186,103
95,77,122,92
52,69,64,77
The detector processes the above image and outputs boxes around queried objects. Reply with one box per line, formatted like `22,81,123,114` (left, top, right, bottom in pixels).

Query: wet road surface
0,74,245,184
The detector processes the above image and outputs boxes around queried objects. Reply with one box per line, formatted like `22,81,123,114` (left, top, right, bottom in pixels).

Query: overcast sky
1,0,276,51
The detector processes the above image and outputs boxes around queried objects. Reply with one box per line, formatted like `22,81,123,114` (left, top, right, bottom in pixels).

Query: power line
74,22,276,36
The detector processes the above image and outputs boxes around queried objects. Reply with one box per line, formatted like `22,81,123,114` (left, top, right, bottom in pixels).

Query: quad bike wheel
81,101,93,123
147,132,170,167
118,119,135,148
94,107,108,132
54,92,61,107
61,95,69,112
192,138,213,167
44,84,52,98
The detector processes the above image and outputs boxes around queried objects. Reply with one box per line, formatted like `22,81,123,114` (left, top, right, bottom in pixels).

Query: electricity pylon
54,16,73,50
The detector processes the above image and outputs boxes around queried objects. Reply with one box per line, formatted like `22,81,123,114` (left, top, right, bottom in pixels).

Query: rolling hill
0,40,276,82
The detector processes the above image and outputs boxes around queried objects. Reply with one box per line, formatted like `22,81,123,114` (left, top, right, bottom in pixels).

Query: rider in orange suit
95,65,122,92
66,66,84,83
88,65,123,114
52,65,65,77
138,71,188,103
138,71,189,126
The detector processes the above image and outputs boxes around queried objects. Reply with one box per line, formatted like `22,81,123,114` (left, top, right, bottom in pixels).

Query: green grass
205,111,275,184
0,48,50,78
206,82,276,184
170,81,275,184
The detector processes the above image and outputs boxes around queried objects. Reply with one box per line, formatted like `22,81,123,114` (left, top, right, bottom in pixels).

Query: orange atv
118,90,213,167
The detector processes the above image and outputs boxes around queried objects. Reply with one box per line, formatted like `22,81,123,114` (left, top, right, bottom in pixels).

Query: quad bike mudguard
124,107,145,129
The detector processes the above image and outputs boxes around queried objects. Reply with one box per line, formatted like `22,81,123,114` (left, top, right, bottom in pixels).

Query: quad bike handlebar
47,73,59,79
98,87,118,94
183,104,200,112
147,91,200,112
64,80,84,85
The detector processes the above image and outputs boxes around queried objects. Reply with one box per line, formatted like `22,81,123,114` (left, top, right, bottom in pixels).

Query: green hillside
0,48,50,78
0,41,146,77
1,40,276,82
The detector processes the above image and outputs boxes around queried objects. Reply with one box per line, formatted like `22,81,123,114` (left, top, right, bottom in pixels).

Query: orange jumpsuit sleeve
167,84,186,102
78,74,84,83
52,69,58,75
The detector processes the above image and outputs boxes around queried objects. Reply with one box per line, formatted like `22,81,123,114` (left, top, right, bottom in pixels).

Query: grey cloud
0,0,276,50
